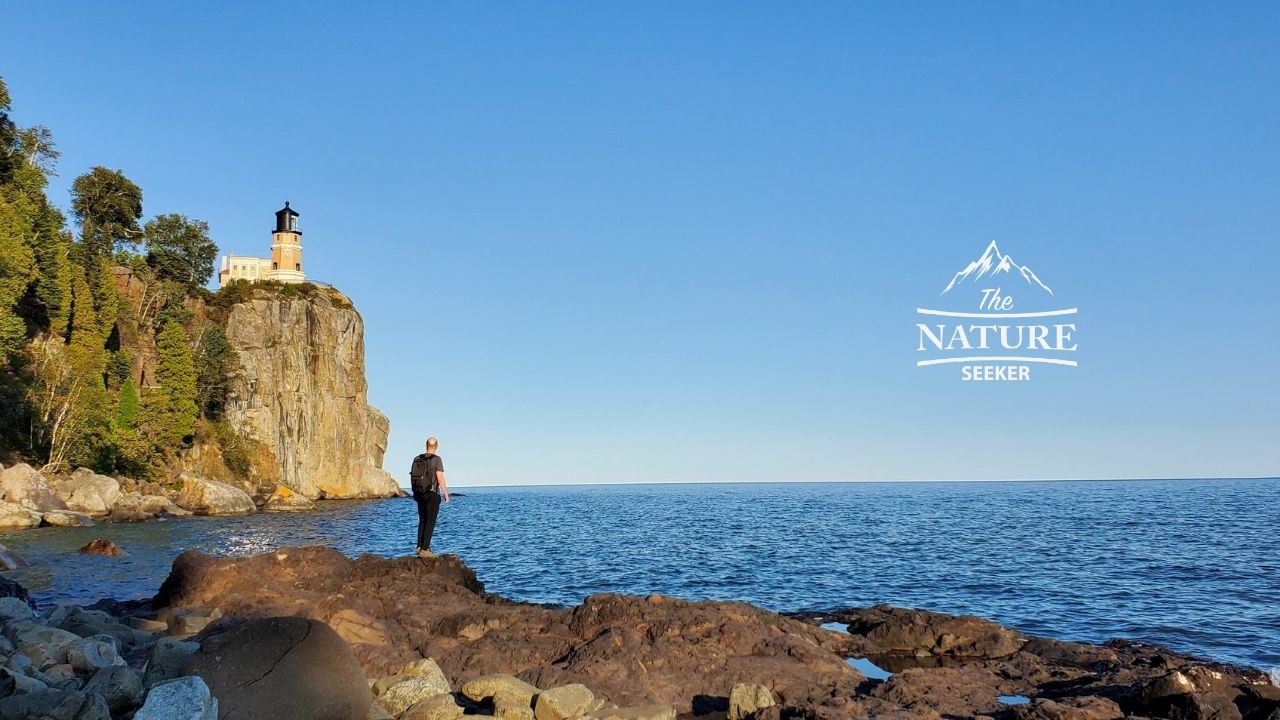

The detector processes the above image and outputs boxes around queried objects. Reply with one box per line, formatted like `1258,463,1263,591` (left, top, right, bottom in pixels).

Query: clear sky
3,3,1277,486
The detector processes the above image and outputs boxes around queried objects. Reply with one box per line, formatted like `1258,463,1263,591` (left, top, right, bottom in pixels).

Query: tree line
0,75,240,479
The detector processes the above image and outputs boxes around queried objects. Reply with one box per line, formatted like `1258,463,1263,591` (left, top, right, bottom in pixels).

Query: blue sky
4,3,1277,485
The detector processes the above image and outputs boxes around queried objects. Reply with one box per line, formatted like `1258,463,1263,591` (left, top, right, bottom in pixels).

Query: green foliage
116,377,139,429
154,320,198,445
212,278,254,309
108,350,131,386
70,167,143,262
210,418,251,478
144,213,216,289
196,327,233,419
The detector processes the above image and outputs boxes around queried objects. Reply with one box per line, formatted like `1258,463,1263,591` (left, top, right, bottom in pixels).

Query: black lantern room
274,201,300,233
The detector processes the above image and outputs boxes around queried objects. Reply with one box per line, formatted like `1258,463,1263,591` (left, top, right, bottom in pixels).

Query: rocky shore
0,462,404,536
0,545,1275,720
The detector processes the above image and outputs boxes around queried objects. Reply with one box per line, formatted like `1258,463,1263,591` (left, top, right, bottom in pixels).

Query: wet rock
134,676,218,720
0,463,69,513
173,474,256,516
0,687,110,719
79,537,126,557
536,683,595,720
40,509,95,527
0,542,28,570
838,605,1026,658
1012,696,1125,720
187,616,371,719
108,493,193,522
0,500,42,530
143,637,200,687
0,576,35,608
263,484,316,512
83,664,144,712
402,691,465,720
66,635,123,673
728,683,775,720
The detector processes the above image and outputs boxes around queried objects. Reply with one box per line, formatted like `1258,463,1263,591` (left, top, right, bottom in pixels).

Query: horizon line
427,475,1279,490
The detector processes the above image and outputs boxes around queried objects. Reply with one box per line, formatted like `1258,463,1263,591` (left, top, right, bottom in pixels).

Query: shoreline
2,544,1274,719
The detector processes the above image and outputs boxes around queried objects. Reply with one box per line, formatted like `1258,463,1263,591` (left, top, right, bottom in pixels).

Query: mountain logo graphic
941,240,1053,296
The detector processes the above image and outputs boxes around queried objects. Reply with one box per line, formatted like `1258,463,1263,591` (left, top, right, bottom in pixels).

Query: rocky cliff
221,288,401,499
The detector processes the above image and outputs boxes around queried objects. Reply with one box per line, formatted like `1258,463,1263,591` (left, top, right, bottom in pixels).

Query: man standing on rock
409,436,450,558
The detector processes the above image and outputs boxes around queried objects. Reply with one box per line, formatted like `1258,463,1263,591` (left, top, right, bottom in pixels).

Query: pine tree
117,377,140,429
155,319,198,445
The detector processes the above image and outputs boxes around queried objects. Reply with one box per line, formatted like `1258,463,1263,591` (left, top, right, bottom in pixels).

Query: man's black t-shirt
411,453,444,496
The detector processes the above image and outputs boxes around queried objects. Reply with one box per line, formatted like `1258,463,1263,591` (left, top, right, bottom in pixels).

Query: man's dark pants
415,491,441,550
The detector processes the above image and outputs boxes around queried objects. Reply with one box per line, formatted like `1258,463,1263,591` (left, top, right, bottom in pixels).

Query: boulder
0,688,110,720
838,605,1026,658
134,676,218,720
83,665,144,712
108,493,193,522
461,674,542,705
6,621,83,668
377,677,453,717
40,510,95,527
0,542,28,570
495,688,537,720
54,469,122,516
79,538,126,557
0,596,35,623
263,484,316,512
165,607,222,638
173,474,255,516
591,705,678,720
143,638,200,687
187,617,371,719
371,657,451,696
1013,696,1125,720
47,606,140,648
0,501,42,530
0,463,68,512
402,692,465,720
66,635,124,674
536,683,596,720
728,683,776,720
0,576,35,608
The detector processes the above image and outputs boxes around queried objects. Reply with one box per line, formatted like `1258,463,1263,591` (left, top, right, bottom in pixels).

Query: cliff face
222,289,401,499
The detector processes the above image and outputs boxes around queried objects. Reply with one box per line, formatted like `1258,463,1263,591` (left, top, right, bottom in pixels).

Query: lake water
2,479,1277,670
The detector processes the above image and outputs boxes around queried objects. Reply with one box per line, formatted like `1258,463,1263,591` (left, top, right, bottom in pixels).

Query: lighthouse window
272,262,278,270
295,263,300,271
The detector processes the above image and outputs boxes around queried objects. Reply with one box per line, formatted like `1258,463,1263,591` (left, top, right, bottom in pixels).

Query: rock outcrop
172,474,256,516
223,290,401,500
148,547,1280,720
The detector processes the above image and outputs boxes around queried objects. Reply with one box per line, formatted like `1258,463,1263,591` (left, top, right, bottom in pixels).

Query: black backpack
409,453,438,495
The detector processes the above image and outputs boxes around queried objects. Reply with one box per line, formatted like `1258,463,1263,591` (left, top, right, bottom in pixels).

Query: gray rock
187,616,370,719
0,464,69,513
42,663,80,690
728,682,776,720
0,542,28,570
67,635,123,673
173,474,256,516
371,656,451,696
6,622,83,668
0,501,42,530
134,676,218,720
84,665,144,712
535,684,596,720
0,688,110,720
108,493,192,522
165,607,222,638
40,510,95,527
55,469,122,515
130,616,170,634
0,596,35,623
0,664,50,694
143,637,200,687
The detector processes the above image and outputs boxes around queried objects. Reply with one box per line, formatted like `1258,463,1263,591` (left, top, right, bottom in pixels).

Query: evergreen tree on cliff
154,319,198,446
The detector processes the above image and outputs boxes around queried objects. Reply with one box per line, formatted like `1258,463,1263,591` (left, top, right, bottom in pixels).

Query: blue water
2,479,1277,670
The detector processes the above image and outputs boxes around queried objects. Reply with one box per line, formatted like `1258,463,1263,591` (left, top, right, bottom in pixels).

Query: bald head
425,437,438,452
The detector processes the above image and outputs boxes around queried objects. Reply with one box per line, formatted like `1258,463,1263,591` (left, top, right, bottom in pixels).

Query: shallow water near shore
2,478,1278,670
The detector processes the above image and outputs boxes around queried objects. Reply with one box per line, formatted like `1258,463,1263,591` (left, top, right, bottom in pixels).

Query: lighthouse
217,202,308,286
